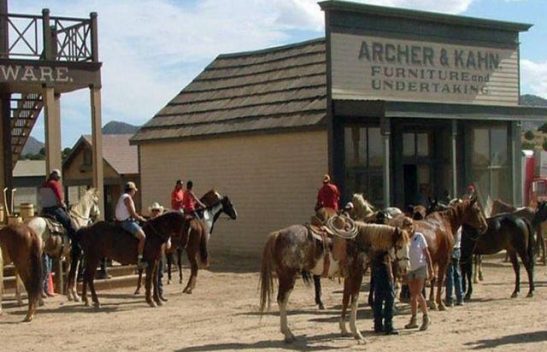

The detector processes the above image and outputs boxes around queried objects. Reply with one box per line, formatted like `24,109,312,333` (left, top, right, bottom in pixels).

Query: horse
492,198,546,265
338,222,410,342
258,216,410,343
413,196,488,310
26,188,100,302
73,211,186,307
461,202,546,300
135,190,237,294
0,224,43,322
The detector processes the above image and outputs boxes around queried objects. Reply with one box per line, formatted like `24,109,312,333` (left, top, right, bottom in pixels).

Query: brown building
63,134,140,220
132,1,547,256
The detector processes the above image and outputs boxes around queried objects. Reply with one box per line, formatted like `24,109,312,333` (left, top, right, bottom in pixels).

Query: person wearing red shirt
41,169,75,238
182,180,206,216
315,174,340,211
171,179,185,211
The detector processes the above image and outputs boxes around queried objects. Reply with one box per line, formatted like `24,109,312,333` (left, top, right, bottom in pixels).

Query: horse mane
355,222,396,251
492,198,515,216
352,194,375,220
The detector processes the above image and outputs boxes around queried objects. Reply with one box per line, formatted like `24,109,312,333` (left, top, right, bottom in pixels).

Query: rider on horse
315,174,340,211
115,181,147,269
40,169,77,244
182,180,206,218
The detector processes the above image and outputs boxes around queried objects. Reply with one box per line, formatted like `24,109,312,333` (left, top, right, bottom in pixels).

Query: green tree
543,137,547,151
524,130,535,140
62,147,72,161
539,122,547,133
522,141,536,150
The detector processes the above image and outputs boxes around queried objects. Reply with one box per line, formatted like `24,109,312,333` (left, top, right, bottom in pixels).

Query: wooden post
90,86,104,220
451,120,458,198
382,117,391,207
43,87,62,174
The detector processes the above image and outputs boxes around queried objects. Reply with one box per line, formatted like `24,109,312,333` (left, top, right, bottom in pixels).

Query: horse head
460,195,488,234
426,198,450,215
392,227,410,273
220,196,237,220
410,205,427,220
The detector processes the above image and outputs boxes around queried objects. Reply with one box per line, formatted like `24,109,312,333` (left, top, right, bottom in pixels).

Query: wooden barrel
19,203,35,220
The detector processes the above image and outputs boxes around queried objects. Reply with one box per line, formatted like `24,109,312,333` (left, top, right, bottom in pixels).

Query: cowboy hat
148,202,164,213
323,174,331,183
125,181,138,191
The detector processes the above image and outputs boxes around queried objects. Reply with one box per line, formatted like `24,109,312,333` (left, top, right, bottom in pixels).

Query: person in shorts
115,181,147,269
405,231,434,331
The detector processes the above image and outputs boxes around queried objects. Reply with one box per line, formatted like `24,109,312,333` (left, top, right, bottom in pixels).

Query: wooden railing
0,9,98,62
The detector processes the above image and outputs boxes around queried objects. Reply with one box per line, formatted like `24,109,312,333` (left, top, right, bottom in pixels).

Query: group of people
314,174,467,335
38,170,206,298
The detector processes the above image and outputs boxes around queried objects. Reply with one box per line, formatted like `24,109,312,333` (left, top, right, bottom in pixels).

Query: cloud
520,59,547,99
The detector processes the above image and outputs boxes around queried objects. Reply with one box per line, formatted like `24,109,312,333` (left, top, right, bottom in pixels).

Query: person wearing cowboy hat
115,181,147,269
315,174,340,212
148,201,168,302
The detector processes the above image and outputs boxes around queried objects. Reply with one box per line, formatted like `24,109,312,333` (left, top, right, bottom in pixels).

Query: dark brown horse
492,198,546,264
462,201,547,300
0,224,43,322
72,211,186,307
259,216,410,343
413,196,488,310
135,190,237,294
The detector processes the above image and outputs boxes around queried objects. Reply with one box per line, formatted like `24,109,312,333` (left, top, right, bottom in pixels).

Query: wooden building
63,134,140,221
132,1,547,256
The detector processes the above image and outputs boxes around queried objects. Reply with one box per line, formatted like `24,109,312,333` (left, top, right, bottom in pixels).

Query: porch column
90,85,104,220
382,117,391,207
43,88,62,174
0,95,12,210
511,121,522,205
451,120,458,198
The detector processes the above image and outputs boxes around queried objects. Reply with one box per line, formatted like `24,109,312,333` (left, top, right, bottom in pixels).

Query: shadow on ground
465,330,547,349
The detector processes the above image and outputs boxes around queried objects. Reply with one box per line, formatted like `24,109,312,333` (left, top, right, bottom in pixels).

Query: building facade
132,1,547,256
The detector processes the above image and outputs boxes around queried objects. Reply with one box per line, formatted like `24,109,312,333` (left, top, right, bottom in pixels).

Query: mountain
102,121,139,135
520,94,547,107
22,136,44,155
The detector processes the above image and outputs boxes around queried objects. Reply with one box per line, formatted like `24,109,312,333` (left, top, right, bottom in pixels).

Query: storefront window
344,126,384,206
469,124,511,202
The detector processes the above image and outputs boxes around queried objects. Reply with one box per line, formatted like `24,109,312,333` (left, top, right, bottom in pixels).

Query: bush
522,141,536,150
539,122,547,133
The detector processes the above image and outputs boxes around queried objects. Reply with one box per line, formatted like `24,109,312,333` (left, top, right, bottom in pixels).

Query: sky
10,0,547,147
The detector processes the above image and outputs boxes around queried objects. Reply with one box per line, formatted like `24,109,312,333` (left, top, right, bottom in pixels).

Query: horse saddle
41,217,70,257
42,216,67,237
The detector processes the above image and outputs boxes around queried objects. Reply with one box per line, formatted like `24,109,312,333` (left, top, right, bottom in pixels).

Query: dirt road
1,255,546,351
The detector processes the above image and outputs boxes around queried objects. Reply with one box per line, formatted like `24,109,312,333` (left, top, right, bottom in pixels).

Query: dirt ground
1,254,546,352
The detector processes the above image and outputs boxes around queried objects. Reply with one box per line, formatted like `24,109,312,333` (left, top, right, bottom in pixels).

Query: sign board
330,33,519,106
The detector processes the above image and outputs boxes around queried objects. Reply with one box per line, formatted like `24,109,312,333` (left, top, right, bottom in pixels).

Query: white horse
25,188,100,302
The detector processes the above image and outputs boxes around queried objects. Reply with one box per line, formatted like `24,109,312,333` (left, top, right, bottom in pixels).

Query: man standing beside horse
115,181,147,269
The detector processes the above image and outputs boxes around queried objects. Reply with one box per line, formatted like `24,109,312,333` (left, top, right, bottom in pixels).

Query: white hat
148,202,164,213
51,169,61,176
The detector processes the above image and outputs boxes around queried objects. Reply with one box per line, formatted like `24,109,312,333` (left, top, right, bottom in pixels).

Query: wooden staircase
10,93,44,167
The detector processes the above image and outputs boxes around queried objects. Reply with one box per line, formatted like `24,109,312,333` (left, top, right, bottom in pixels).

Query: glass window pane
344,127,366,167
369,173,384,207
403,133,415,157
368,127,384,167
472,128,489,166
417,133,430,156
490,126,508,166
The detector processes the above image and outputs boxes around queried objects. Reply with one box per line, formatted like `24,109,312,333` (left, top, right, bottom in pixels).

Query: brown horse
259,216,410,343
338,222,410,342
413,196,488,310
492,198,546,264
135,190,237,294
0,224,43,322
72,211,186,307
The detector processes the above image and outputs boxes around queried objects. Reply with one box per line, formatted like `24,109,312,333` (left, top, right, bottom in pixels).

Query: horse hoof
526,292,534,298
93,302,101,308
179,280,183,284
134,290,140,295
74,296,81,302
23,315,33,323
318,303,325,310
438,303,446,311
167,280,171,285
147,301,157,308
284,335,296,343
511,292,518,298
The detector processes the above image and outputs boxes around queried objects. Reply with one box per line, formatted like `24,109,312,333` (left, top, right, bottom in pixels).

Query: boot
374,320,384,333
419,314,430,331
404,315,418,329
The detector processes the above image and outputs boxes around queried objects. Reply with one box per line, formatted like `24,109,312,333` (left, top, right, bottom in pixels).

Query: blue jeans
373,264,395,330
446,248,463,303
42,254,52,292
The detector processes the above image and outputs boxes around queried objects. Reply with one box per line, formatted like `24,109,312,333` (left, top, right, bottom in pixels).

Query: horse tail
27,229,43,305
301,271,312,286
259,231,278,314
198,222,209,267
